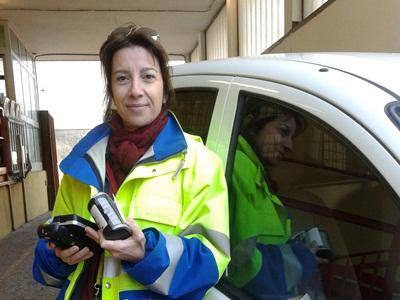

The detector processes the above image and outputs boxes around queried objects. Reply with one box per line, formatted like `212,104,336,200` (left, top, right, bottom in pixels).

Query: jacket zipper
172,150,187,180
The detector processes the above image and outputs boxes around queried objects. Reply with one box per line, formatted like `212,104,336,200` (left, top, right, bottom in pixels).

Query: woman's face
111,46,164,131
254,115,297,165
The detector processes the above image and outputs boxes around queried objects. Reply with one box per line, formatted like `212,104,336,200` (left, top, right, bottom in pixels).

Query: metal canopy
0,0,224,60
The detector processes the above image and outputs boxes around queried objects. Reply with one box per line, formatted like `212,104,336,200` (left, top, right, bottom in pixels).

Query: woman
33,25,230,300
228,102,317,299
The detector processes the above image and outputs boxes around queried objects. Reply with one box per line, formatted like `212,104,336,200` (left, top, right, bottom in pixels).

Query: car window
221,91,400,300
171,88,217,142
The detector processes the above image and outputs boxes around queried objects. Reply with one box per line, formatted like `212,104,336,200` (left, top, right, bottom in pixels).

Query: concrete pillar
1,21,17,101
182,53,190,63
285,0,294,34
198,31,206,61
292,0,303,24
226,0,238,57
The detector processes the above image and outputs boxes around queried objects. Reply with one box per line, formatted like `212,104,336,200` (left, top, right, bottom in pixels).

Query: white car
171,53,400,300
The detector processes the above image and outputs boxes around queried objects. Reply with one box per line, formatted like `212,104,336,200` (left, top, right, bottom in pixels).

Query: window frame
172,74,233,167
220,76,400,200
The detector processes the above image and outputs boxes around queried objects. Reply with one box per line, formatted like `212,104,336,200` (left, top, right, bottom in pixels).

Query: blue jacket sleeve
121,228,219,300
32,239,75,288
243,243,316,298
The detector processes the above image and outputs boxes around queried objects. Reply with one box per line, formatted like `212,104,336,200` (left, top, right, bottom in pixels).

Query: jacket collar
237,135,268,189
153,112,187,161
60,112,187,191
237,135,265,171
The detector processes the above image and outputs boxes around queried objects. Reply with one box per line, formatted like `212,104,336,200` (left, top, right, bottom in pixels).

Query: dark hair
241,102,306,169
242,102,305,142
241,102,306,192
99,24,175,122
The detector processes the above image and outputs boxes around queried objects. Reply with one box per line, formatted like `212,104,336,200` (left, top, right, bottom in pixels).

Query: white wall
190,43,200,62
206,6,228,60
269,0,400,53
238,0,285,56
304,0,329,18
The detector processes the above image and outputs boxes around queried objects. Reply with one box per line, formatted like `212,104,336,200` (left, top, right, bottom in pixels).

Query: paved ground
0,213,59,299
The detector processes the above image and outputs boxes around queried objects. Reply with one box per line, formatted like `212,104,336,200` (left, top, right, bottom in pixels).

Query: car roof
173,52,400,100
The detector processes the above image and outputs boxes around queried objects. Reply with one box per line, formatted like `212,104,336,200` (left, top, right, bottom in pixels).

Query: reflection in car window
171,88,217,142
222,92,400,300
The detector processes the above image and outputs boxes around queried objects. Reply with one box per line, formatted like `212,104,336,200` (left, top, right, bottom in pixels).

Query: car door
215,76,400,300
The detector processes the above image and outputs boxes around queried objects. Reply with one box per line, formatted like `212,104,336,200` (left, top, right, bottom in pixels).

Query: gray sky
37,61,105,130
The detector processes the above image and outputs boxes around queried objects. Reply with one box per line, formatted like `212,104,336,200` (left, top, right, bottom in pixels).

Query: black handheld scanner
37,215,101,253
88,192,132,240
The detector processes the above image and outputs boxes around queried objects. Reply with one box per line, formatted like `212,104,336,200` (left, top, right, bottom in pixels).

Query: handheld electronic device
37,214,101,253
290,227,333,260
88,192,132,240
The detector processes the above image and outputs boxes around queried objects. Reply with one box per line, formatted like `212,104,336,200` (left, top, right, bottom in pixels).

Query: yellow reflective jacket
33,114,230,300
228,136,315,298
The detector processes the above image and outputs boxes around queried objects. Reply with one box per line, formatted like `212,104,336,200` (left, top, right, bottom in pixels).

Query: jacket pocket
134,194,182,227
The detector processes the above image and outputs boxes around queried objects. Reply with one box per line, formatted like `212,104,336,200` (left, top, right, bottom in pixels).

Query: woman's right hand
85,219,146,262
48,243,94,265
308,241,329,264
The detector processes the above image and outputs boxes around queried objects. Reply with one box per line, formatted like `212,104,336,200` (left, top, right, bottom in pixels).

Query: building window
0,57,6,171
9,29,42,171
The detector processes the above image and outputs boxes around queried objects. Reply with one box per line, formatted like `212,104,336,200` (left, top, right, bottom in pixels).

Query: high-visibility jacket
228,136,315,298
33,114,230,300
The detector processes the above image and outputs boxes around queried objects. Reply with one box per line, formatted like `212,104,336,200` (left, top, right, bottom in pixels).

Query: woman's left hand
85,218,146,262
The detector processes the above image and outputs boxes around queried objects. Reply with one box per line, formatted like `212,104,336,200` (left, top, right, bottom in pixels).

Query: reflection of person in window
229,103,317,299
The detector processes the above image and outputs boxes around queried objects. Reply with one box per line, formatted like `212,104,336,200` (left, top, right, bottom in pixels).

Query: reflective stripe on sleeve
230,236,257,268
40,268,64,288
180,224,230,257
104,256,122,278
279,244,302,292
145,233,184,295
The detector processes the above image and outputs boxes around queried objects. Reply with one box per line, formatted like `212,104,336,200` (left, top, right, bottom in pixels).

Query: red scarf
108,111,168,189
